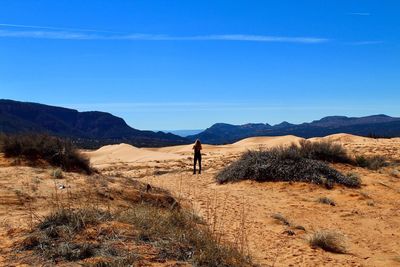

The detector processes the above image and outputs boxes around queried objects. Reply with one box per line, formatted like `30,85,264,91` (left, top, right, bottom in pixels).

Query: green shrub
216,147,361,188
0,134,92,174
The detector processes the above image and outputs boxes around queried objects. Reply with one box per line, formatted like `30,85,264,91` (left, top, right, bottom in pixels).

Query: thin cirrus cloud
0,23,328,44
0,23,383,45
348,41,384,45
348,12,370,16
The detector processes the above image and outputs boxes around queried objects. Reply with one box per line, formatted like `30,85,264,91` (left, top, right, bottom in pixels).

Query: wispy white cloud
0,23,329,44
347,41,384,45
0,23,121,33
349,12,370,16
118,34,329,44
0,30,99,40
0,23,384,45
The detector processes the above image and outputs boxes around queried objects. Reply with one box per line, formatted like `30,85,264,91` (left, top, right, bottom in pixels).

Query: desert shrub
0,134,92,174
355,155,388,170
298,140,352,163
216,147,361,188
317,197,336,206
309,230,347,253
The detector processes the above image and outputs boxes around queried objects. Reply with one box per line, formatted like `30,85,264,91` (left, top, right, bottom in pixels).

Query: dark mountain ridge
0,99,189,148
188,114,400,144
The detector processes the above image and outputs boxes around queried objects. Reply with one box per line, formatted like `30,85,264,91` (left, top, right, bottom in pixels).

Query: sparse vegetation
355,155,388,170
216,145,361,188
22,204,252,266
317,197,336,206
119,204,252,266
309,230,347,254
0,134,93,174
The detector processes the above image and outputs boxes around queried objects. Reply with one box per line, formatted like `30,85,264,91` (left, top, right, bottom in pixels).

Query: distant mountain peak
274,121,293,127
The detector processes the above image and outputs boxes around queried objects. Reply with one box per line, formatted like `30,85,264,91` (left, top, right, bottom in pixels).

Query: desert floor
1,133,399,266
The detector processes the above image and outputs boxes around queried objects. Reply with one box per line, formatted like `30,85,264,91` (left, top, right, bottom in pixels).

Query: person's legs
198,155,202,174
193,155,197,174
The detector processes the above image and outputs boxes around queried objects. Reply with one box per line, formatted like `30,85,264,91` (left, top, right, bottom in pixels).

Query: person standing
193,139,202,174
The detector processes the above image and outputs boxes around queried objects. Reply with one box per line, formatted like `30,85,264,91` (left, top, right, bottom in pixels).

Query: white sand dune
84,143,184,165
309,133,371,143
232,135,304,147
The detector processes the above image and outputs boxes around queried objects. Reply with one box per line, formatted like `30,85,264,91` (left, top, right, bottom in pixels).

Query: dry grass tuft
309,230,347,254
52,168,63,179
317,197,336,206
271,213,291,226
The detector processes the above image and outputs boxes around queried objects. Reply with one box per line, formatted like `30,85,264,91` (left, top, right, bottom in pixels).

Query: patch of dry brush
216,141,361,188
19,179,253,267
0,134,93,174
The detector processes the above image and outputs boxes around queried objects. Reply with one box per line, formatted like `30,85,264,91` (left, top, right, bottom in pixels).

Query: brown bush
216,146,361,188
0,134,93,174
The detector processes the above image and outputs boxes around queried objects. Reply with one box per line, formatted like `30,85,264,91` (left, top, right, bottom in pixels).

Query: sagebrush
216,145,361,188
0,134,92,174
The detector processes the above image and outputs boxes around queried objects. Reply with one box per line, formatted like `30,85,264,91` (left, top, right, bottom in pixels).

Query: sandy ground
0,134,399,266
86,134,400,267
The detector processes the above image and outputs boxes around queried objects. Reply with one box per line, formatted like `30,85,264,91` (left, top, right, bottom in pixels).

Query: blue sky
1,1,399,130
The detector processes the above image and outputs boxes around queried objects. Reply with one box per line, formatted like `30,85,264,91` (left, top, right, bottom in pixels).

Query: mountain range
187,115,400,144
0,99,189,148
1,99,400,147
